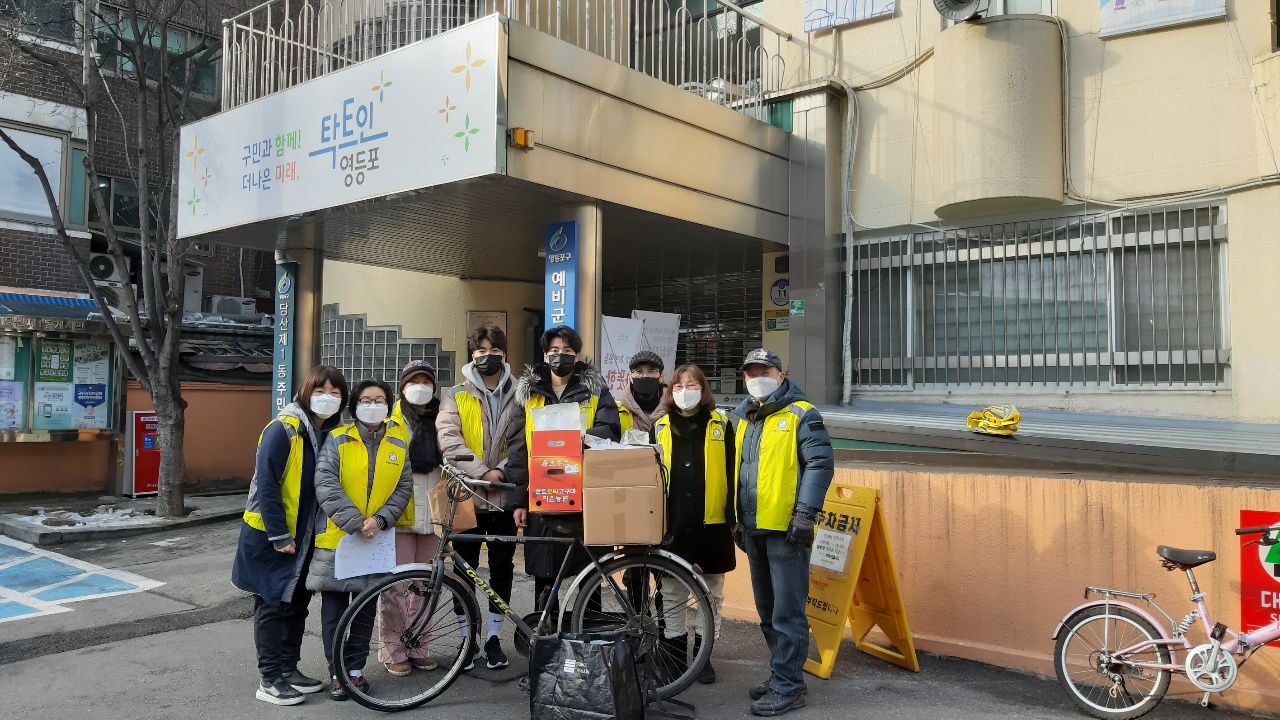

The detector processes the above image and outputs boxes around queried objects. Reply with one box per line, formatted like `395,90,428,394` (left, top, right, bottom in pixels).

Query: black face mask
630,376,661,400
548,353,577,378
474,354,504,377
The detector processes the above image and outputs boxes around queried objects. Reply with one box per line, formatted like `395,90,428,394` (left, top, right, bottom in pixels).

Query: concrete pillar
787,91,844,404
558,202,603,361
279,222,324,383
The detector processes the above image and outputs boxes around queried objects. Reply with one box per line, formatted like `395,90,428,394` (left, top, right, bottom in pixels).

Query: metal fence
851,202,1229,390
222,0,786,116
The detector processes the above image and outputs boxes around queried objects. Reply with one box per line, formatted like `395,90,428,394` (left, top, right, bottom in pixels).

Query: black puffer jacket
505,360,620,578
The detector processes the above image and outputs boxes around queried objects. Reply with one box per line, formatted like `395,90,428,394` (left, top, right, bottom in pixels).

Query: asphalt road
0,521,1264,719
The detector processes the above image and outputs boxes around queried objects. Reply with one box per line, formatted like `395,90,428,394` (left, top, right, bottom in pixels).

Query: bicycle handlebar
447,454,474,463
1236,525,1280,536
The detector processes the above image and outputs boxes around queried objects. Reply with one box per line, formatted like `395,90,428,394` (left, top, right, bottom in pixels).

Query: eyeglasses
356,398,387,407
630,369,662,379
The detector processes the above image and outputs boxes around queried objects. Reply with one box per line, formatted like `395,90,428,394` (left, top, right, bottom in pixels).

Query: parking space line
0,536,163,623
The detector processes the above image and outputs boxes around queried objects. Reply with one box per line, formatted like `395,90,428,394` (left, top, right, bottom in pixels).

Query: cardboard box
530,429,581,458
583,484,665,546
529,455,582,513
582,446,663,489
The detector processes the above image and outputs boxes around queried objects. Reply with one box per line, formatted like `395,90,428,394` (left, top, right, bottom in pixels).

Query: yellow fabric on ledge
966,405,1021,436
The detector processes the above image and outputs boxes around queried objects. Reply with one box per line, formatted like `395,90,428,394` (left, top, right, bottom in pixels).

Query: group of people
232,322,834,717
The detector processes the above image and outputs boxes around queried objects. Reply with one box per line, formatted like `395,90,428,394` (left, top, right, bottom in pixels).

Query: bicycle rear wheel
568,553,714,700
333,569,480,712
1054,605,1171,720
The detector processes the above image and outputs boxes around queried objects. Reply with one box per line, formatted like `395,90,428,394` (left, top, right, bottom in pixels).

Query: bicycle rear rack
1086,586,1176,627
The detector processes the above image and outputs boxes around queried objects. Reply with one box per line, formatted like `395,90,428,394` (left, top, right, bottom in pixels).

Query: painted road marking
0,536,163,623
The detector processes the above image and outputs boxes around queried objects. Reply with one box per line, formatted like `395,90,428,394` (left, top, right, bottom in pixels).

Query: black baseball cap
740,348,782,371
629,350,664,372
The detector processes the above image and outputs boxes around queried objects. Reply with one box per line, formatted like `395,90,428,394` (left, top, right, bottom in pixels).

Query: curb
0,507,243,545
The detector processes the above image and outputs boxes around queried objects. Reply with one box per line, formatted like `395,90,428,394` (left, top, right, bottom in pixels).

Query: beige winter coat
436,363,520,512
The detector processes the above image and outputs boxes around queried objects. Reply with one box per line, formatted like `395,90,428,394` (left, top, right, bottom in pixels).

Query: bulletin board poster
72,340,111,429
33,382,74,430
0,336,15,380
0,380,23,429
37,339,72,382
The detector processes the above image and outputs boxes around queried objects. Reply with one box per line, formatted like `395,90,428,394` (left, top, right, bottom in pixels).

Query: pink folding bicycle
1052,523,1280,719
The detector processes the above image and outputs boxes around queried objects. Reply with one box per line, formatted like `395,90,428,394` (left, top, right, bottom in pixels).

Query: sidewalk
0,493,244,545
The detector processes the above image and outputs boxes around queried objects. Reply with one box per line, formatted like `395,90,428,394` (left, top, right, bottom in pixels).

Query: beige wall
323,260,545,370
758,0,1280,421
721,465,1280,714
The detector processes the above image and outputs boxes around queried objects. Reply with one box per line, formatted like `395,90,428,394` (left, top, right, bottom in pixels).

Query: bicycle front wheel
333,569,480,712
1054,605,1171,720
568,553,714,700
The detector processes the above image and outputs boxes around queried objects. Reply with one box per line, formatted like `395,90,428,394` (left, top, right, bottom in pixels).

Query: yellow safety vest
315,418,411,549
654,409,732,525
618,403,635,435
524,393,599,452
734,401,815,531
244,414,304,537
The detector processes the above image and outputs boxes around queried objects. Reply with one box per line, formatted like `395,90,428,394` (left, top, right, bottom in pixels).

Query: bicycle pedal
517,676,531,695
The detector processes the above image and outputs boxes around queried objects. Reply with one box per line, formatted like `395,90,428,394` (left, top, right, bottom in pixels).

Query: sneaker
411,656,438,671
256,678,305,706
750,689,807,717
384,661,412,677
485,637,509,669
461,641,478,672
750,682,808,701
282,669,324,694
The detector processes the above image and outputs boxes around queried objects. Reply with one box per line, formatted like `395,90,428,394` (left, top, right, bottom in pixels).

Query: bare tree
1,0,228,516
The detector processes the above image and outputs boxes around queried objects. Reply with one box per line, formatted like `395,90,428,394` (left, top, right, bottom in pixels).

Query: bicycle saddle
1156,545,1217,569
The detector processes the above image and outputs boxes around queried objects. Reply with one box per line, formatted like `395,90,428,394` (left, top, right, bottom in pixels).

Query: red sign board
1240,509,1280,645
133,413,161,495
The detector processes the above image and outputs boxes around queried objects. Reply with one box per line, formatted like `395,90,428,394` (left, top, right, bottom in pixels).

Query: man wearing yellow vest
732,348,834,717
505,325,621,611
437,324,521,671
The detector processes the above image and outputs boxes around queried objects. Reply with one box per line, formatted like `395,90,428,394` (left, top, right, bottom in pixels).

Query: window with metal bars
852,203,1228,389
604,269,762,396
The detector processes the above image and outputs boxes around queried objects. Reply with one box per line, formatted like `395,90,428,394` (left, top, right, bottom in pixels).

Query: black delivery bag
529,632,645,720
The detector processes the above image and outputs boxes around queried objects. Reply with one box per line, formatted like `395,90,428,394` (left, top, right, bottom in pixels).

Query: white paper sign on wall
631,310,681,380
178,15,505,238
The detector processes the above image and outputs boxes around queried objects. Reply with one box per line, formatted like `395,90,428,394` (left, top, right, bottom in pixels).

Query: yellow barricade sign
804,482,919,679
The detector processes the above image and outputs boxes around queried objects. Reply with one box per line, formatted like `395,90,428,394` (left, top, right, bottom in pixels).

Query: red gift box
529,429,581,458
529,455,582,513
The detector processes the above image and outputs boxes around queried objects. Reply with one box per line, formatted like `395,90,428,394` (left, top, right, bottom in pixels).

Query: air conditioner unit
96,284,139,315
89,253,131,287
210,295,257,315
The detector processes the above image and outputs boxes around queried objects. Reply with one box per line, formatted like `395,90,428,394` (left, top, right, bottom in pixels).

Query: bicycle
331,454,716,712
1052,523,1280,719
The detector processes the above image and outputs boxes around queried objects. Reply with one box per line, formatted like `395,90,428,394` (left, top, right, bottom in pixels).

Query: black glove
786,505,818,548
733,525,747,553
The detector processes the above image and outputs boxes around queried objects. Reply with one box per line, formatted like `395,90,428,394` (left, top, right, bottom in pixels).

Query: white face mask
746,375,780,400
672,388,702,411
309,394,342,419
355,403,389,425
402,383,434,406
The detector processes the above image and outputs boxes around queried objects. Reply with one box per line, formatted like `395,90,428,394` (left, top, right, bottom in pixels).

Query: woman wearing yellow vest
505,325,621,611
650,364,736,686
233,365,347,706
376,360,445,677
306,379,413,701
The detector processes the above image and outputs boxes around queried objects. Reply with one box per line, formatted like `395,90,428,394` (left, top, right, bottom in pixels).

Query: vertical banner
601,315,644,397
72,340,110,429
631,310,681,380
273,262,298,414
545,222,578,331
1241,509,1280,645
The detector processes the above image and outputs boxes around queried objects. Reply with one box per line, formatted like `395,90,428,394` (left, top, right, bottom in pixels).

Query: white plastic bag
530,403,584,431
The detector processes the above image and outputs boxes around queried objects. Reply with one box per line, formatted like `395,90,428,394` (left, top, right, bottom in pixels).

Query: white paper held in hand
334,527,397,579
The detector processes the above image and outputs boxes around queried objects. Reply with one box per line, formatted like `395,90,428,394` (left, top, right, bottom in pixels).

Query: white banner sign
631,310,681,380
1099,0,1225,39
804,0,896,33
600,315,644,398
178,15,505,238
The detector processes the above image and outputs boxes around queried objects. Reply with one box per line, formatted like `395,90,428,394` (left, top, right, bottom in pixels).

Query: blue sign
544,222,578,330
73,384,107,410
272,262,298,414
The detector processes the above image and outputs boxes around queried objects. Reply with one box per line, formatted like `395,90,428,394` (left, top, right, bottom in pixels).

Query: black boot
693,635,716,684
657,634,688,684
